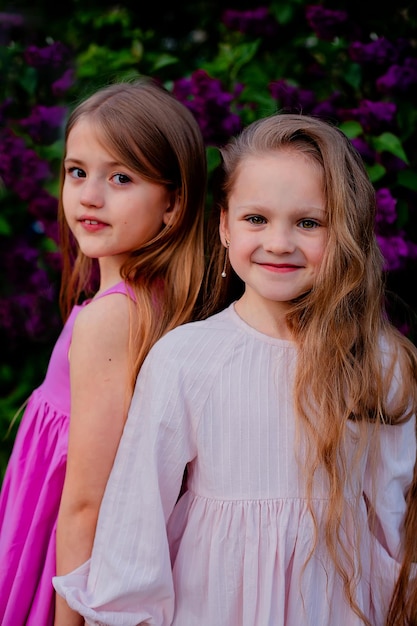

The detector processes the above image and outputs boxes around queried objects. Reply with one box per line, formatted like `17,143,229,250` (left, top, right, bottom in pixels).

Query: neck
234,293,293,340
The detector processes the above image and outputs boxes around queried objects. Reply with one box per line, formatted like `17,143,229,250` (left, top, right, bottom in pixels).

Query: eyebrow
63,157,125,168
234,204,327,216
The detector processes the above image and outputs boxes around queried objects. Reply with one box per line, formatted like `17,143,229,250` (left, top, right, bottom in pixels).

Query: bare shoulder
72,293,132,353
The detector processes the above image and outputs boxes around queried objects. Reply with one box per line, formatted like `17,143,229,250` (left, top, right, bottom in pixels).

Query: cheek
229,234,256,263
62,182,74,209
312,232,327,261
312,245,327,276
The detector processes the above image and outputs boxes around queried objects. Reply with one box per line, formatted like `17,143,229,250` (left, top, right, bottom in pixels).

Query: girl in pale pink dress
0,77,207,626
54,114,417,625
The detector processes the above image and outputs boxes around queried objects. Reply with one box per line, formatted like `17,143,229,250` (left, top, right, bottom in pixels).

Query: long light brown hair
207,113,417,625
58,77,207,385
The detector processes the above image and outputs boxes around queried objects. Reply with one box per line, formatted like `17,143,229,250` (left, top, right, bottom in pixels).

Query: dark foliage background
1,0,417,479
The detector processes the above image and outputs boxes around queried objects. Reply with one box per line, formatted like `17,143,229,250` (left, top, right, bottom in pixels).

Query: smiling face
62,118,176,283
220,149,328,331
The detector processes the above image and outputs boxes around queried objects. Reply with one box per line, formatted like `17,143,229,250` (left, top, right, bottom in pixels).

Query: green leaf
342,62,362,91
38,139,65,162
396,198,409,228
397,169,417,192
0,215,12,236
40,237,60,253
150,53,179,72
203,40,261,81
270,0,304,25
18,66,38,96
367,162,386,183
206,146,221,173
339,120,363,139
372,133,409,164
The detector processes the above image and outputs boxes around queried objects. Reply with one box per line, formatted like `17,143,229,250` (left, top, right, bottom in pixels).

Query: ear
162,192,180,226
219,209,230,247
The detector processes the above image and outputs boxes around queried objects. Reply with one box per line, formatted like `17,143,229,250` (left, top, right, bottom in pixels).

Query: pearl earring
221,241,229,278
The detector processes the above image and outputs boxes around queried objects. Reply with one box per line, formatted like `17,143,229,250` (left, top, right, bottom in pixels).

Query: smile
258,263,301,273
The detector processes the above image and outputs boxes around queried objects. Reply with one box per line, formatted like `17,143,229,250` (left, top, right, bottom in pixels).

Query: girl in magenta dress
0,77,207,626
0,283,129,625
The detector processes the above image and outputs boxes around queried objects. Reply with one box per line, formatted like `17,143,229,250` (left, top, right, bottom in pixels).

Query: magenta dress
0,281,129,626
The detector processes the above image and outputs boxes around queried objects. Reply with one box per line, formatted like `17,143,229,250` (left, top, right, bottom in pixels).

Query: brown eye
113,173,131,185
68,167,86,179
299,219,320,229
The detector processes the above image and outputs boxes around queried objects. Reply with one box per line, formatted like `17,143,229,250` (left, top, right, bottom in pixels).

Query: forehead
231,150,324,193
237,147,321,173
66,117,121,162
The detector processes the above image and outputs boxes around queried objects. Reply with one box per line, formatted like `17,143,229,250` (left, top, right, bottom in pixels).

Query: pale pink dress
54,304,416,626
0,281,130,626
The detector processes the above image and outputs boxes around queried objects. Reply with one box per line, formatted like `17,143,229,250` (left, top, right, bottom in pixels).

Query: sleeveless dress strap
92,281,135,302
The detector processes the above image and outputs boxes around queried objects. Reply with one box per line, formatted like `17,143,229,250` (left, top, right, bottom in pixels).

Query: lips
79,216,109,232
258,262,302,273
79,215,107,225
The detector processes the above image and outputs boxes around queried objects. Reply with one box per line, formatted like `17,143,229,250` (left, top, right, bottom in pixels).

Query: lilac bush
0,37,71,345
0,19,74,466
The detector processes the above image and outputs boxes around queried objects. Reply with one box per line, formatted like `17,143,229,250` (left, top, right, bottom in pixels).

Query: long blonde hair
208,113,417,625
58,77,207,385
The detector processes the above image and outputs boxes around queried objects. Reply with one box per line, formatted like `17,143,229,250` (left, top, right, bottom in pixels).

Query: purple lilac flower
17,149,51,200
339,100,397,133
377,58,417,95
375,188,397,226
28,189,58,222
24,42,71,70
311,92,342,120
14,291,55,339
173,70,242,145
2,240,39,285
28,190,59,243
37,219,59,243
351,137,376,164
52,69,75,97
270,80,316,113
379,151,408,172
4,151,50,203
0,239,59,340
45,251,63,274
0,129,51,199
305,5,349,41
377,233,409,271
0,130,25,188
20,104,67,145
406,240,417,260
222,7,279,38
349,38,400,66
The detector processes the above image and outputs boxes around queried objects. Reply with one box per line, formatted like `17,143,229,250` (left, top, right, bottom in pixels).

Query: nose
80,178,105,209
263,223,296,255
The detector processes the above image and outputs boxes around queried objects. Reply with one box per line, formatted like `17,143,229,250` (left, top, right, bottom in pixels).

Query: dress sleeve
53,341,198,626
363,413,416,561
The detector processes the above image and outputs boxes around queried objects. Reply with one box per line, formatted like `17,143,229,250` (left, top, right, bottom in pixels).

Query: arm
53,334,197,625
54,294,133,626
364,414,416,560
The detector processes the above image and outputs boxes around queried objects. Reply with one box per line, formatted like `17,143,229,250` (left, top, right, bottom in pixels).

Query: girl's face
63,118,176,280
220,150,327,322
